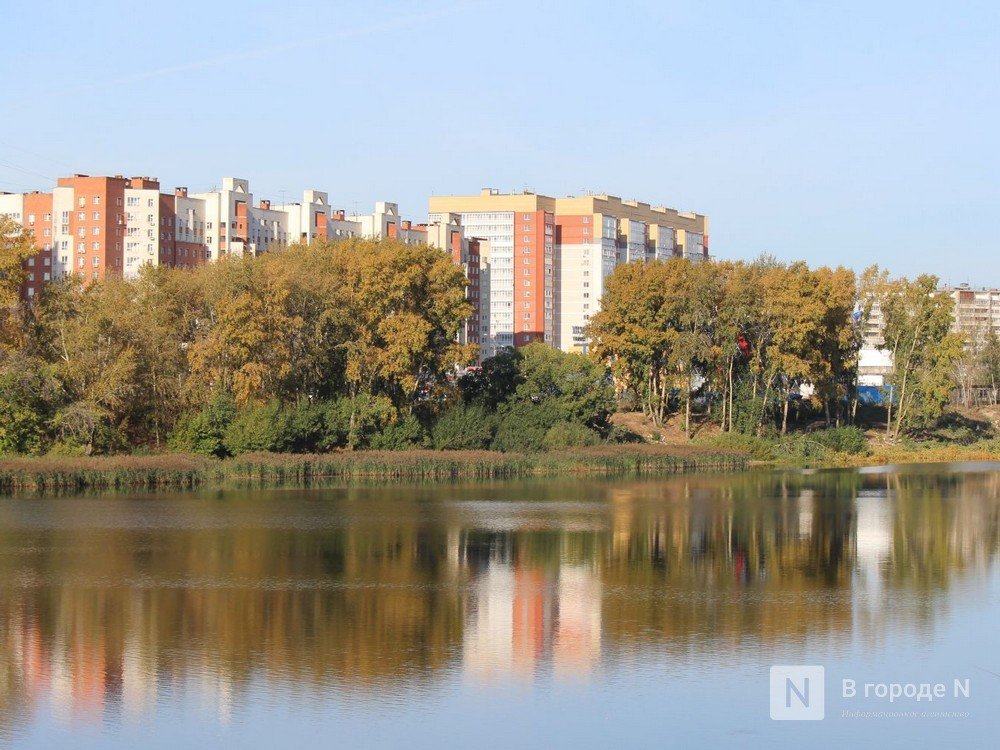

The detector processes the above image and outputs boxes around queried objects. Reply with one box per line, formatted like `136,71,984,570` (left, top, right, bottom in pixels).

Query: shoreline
3,442,999,496
0,446,748,494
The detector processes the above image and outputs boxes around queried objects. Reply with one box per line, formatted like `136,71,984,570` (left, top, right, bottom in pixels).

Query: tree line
0,217,611,456
0,214,983,455
587,256,967,441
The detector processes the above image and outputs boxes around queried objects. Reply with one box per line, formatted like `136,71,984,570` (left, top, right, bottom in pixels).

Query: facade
945,285,1000,345
428,189,709,356
428,190,557,358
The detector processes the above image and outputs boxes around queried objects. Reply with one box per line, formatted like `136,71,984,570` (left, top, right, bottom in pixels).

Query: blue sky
2,0,997,283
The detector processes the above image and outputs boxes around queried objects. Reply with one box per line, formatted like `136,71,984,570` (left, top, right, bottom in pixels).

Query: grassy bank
694,429,1000,468
0,445,749,494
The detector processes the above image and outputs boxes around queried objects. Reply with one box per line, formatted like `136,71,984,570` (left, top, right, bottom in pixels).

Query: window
43,228,51,237
77,212,85,221
27,257,35,267
92,211,100,220
92,256,99,267
43,272,50,281
77,227,85,238
28,213,35,224
78,197,85,207
147,214,154,224
92,226,100,235
93,196,100,205
43,213,51,221
77,257,84,268
127,197,139,206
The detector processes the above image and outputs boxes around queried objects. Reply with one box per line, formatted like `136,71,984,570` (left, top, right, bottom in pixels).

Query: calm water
0,464,998,749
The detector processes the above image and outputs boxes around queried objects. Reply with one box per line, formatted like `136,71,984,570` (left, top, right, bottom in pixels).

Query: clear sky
2,0,997,283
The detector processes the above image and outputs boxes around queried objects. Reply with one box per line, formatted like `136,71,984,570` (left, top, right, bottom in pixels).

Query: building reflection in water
0,466,998,733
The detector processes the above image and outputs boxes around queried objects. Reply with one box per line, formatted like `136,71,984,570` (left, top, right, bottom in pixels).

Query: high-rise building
429,190,557,358
428,189,708,356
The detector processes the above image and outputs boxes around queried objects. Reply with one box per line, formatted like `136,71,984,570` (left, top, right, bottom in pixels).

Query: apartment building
429,190,557,358
418,213,485,349
552,194,708,353
944,285,1000,345
428,189,708,356
0,190,54,299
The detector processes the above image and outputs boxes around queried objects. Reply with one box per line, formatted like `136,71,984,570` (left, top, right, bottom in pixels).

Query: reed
0,446,749,494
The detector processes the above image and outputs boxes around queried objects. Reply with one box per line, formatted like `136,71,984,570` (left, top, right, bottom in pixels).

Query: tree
0,216,36,353
979,330,1000,406
880,274,962,438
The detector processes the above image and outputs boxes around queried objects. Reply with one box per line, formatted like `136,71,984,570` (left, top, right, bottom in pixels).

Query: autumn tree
0,216,36,353
879,273,963,438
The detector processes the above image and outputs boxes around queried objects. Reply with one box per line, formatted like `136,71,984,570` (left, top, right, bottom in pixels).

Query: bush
808,426,868,455
283,399,326,453
491,400,562,453
369,415,428,450
432,404,495,450
223,401,288,455
606,424,644,444
695,431,778,461
168,392,236,457
320,394,395,449
543,422,600,450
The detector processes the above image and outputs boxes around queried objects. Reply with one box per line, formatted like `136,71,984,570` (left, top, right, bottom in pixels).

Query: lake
0,463,997,748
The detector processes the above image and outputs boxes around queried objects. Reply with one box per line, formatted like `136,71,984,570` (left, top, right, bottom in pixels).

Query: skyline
2,0,997,285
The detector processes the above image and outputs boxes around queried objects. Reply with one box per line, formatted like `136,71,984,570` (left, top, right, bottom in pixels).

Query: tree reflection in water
0,465,997,733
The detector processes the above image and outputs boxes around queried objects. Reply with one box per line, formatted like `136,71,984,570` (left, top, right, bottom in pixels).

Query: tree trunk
885,383,894,439
727,357,734,432
757,374,774,436
781,393,789,435
685,369,692,440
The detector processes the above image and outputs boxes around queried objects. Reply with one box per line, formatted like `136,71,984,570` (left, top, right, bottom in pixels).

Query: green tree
880,274,962,438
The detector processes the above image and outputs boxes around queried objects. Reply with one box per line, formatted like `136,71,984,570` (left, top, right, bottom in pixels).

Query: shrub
543,422,600,450
491,400,562,453
369,415,428,450
606,424,644,444
432,404,496,450
320,394,395,450
168,392,236,457
808,426,868,455
283,399,326,453
223,401,288,455
695,431,777,461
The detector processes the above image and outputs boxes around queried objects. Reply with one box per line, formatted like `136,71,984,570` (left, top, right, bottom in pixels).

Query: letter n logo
770,665,825,720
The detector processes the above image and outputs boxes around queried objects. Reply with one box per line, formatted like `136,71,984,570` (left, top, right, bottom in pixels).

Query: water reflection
0,466,997,735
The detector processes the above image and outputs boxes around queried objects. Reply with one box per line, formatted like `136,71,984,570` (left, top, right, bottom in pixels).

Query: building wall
431,190,707,356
